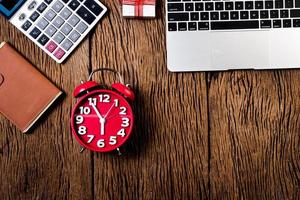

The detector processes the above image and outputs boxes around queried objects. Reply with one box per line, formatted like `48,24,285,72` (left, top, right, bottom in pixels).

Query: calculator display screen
0,0,26,19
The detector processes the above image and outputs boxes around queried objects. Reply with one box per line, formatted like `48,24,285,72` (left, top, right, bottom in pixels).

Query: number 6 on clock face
71,90,134,152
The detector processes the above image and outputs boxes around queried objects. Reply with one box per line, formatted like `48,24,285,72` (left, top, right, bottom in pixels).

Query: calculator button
68,14,80,27
19,13,26,21
44,0,53,4
53,16,65,28
38,34,50,46
62,0,70,3
28,1,37,10
45,9,57,21
45,25,57,37
62,38,73,51
21,20,32,31
69,30,80,42
76,21,88,33
54,48,65,60
30,11,40,22
52,1,64,13
84,0,103,16
37,2,47,13
29,27,42,39
61,23,72,35
37,18,49,30
46,41,58,52
53,32,65,44
77,6,96,25
60,7,72,20
68,0,80,11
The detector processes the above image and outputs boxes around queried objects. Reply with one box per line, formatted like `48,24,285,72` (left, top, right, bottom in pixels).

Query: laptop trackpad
211,31,270,69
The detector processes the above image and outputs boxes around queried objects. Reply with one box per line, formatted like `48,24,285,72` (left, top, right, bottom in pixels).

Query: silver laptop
166,0,300,71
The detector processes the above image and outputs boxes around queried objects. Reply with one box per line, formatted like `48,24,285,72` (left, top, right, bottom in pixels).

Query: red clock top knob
112,83,135,101
73,81,99,98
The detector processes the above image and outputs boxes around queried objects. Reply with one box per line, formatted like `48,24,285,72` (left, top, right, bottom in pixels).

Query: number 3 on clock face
71,90,134,152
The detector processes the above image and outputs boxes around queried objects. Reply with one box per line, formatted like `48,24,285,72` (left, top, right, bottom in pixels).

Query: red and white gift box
120,0,156,18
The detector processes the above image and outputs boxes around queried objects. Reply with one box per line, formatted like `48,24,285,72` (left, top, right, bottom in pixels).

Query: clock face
71,89,134,152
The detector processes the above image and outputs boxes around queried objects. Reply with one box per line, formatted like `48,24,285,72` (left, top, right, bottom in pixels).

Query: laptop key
195,3,204,11
285,0,294,8
290,9,300,17
283,19,292,27
245,1,253,9
235,2,244,10
260,10,269,18
30,27,42,39
241,11,249,19
225,2,234,10
185,3,194,11
168,13,189,21
220,12,229,20
168,3,184,11
84,0,103,16
210,12,219,20
255,1,264,9
275,0,284,8
211,21,259,30
205,2,213,11
178,22,187,31
293,19,300,27
38,34,50,46
265,1,274,9
296,0,300,7
250,11,259,19
273,20,282,28
281,10,289,18
198,22,209,30
215,2,224,11
260,20,272,28
77,6,96,24
230,11,239,20
270,10,279,18
188,22,197,31
190,12,199,21
168,23,177,31
200,12,209,20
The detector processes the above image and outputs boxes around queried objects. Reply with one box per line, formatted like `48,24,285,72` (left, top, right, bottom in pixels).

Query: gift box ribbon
121,0,156,17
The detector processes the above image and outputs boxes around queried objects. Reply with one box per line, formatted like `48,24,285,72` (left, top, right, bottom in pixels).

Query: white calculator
0,0,107,63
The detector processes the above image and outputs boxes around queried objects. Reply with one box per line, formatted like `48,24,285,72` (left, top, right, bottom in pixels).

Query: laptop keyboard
167,0,300,31
17,0,106,62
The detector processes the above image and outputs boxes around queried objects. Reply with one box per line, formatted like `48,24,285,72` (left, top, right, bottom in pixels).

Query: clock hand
91,104,105,135
104,102,115,119
91,104,104,120
100,118,105,135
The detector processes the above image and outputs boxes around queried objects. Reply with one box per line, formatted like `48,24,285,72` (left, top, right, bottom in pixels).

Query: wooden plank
209,70,300,199
0,17,93,199
90,1,209,199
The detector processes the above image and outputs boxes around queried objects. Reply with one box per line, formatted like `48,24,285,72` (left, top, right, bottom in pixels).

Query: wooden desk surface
0,1,299,199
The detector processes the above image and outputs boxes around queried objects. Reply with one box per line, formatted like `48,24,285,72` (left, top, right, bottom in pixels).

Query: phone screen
0,0,26,19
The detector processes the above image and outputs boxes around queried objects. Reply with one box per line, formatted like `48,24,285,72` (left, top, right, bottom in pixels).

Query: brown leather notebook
0,42,62,133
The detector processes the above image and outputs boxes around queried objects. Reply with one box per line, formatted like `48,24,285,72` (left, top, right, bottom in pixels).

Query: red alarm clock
71,68,135,153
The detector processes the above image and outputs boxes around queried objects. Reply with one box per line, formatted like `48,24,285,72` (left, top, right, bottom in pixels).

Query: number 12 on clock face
71,90,134,152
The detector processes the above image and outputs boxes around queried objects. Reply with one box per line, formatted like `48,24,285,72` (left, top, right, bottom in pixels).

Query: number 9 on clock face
71,90,134,152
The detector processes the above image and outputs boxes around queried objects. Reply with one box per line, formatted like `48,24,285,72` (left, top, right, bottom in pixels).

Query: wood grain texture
0,0,299,199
